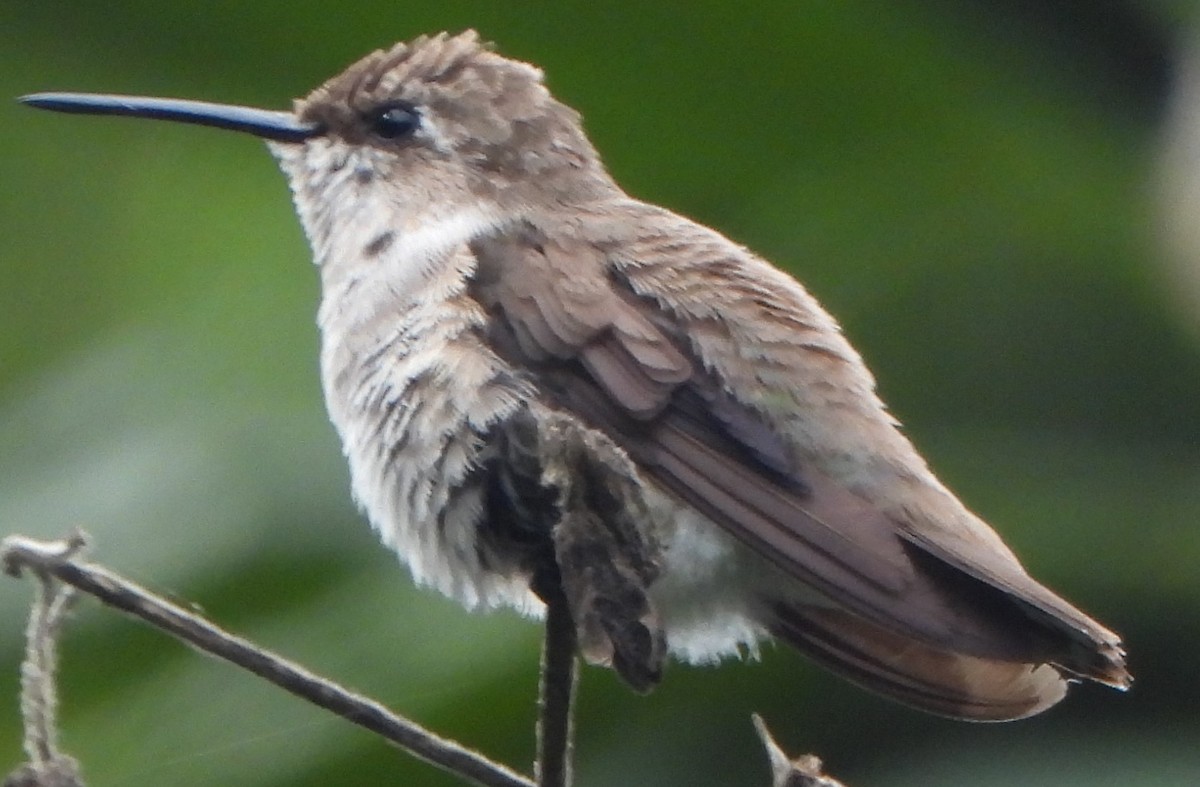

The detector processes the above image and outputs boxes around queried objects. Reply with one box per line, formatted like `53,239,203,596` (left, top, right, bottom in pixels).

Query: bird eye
368,103,420,140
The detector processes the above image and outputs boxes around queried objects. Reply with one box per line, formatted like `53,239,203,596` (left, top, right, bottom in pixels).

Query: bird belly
320,286,541,613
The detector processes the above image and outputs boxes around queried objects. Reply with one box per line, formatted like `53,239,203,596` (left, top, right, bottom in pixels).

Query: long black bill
19,92,320,143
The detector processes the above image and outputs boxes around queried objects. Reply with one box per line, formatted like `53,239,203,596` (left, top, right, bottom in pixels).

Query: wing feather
468,218,1129,716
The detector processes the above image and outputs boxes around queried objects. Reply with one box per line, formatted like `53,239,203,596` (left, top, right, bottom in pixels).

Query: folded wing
468,219,1129,719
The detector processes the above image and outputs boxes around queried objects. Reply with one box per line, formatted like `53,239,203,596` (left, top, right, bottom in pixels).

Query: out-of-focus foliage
2,1,1198,785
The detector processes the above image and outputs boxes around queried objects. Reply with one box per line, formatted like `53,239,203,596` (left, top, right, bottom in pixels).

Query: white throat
272,139,505,297
388,208,501,277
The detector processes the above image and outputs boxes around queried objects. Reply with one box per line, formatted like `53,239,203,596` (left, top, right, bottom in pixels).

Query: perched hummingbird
22,30,1129,720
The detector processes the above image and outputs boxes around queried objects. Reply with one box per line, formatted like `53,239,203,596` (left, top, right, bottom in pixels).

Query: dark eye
368,103,420,140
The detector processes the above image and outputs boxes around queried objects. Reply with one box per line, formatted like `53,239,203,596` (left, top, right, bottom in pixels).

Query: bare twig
752,714,848,787
534,587,577,787
0,533,534,787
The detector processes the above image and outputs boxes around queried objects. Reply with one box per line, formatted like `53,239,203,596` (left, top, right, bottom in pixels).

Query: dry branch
1,532,847,787
0,533,532,787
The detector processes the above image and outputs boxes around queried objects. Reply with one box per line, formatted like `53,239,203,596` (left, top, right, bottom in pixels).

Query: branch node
2,532,89,579
752,714,847,787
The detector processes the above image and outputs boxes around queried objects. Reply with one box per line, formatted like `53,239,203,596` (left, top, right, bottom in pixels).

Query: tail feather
900,529,1131,690
770,602,1069,721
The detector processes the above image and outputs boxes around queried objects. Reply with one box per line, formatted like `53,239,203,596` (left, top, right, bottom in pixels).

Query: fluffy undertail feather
769,602,1069,721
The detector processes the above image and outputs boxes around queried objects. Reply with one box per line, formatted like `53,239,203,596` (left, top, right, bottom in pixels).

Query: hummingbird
22,30,1129,720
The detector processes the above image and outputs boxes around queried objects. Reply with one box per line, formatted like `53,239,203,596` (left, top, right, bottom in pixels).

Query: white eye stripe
415,114,453,154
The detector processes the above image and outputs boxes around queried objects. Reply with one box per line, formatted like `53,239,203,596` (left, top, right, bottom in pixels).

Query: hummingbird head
21,31,617,273
291,31,610,199
269,30,617,271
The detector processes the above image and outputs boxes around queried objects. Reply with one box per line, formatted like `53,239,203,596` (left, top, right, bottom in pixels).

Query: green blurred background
3,1,1199,784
